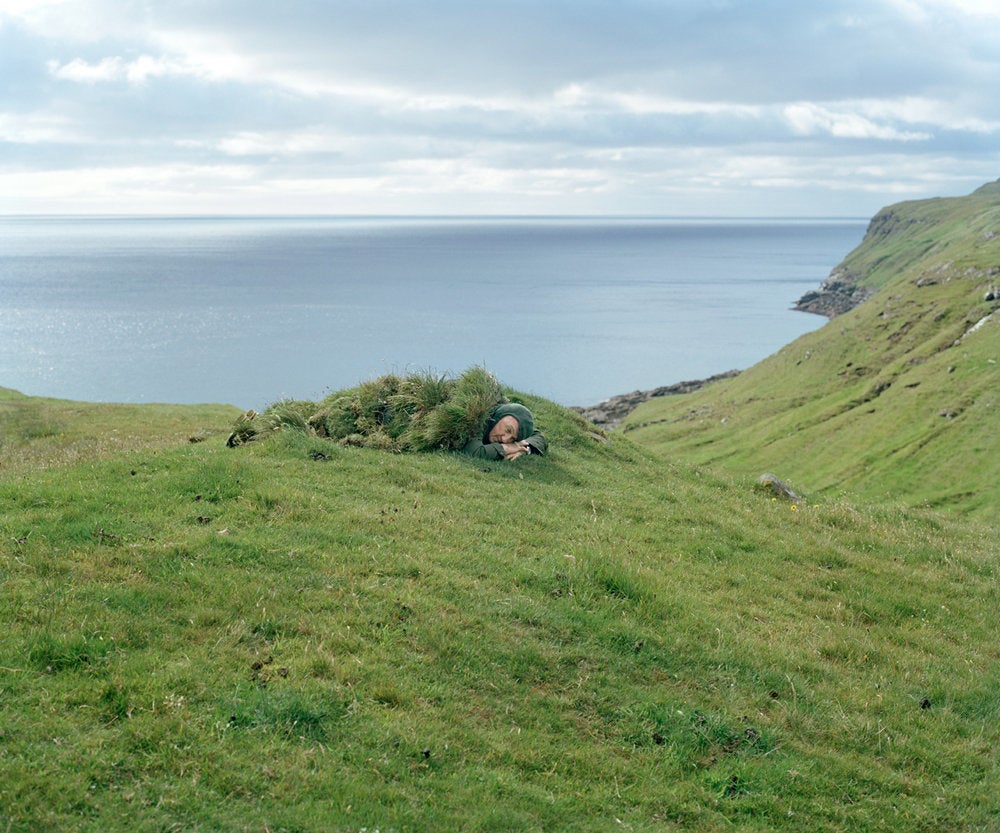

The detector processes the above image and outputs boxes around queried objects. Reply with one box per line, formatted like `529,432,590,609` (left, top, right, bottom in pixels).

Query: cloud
0,111,72,143
887,0,1000,22
46,55,181,84
783,102,932,141
2,0,1000,215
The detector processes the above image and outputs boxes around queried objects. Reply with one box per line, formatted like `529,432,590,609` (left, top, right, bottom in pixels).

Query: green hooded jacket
461,402,548,460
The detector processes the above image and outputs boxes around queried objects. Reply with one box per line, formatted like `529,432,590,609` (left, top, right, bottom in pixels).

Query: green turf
1,386,996,831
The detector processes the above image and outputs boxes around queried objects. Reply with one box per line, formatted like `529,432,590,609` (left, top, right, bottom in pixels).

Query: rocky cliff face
794,192,996,319
794,267,875,317
791,209,911,318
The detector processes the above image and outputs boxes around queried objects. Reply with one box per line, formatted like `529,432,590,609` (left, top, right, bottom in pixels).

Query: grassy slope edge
623,182,1000,518
1,386,242,473
1,391,997,832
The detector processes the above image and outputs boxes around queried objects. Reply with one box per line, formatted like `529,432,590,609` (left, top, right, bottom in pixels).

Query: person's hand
502,441,530,461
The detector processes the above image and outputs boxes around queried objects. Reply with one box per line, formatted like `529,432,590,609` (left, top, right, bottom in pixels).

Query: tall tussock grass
227,366,508,452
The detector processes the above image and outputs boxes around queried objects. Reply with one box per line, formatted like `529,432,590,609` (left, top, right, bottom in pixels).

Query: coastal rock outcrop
794,267,874,318
573,370,740,429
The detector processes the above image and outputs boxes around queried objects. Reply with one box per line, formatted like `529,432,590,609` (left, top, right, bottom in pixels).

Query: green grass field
1,387,997,832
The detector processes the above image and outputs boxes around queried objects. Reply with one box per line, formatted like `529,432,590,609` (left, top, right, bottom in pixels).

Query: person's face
489,415,520,444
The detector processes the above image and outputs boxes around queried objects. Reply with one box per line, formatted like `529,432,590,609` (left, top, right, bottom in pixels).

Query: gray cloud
2,0,999,215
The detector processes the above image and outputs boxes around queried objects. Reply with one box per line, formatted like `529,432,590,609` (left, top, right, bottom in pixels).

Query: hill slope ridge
624,181,1000,516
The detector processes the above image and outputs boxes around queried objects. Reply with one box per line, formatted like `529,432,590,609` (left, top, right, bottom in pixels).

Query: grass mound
227,366,510,452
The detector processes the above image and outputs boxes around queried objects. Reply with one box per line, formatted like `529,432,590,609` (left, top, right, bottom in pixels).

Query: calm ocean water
0,216,866,409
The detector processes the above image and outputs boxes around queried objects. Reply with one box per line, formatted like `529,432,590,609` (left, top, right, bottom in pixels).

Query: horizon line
0,212,871,221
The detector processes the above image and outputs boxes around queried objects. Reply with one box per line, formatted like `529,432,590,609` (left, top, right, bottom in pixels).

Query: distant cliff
793,267,874,317
621,180,1000,518
796,179,1000,318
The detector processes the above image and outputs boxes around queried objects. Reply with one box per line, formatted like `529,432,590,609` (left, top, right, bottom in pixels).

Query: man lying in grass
227,367,546,460
462,402,547,460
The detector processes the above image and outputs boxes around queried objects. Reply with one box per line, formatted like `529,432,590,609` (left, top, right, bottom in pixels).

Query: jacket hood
488,403,534,441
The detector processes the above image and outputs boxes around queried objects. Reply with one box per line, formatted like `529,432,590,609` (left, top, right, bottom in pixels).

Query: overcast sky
2,0,999,216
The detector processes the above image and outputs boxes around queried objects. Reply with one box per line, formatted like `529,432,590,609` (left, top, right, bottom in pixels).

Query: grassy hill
623,181,1000,518
1,386,997,831
0,386,243,473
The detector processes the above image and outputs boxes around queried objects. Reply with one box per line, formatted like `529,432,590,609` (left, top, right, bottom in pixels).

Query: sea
0,216,867,410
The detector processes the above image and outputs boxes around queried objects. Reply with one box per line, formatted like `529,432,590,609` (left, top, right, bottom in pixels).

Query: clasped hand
502,441,531,461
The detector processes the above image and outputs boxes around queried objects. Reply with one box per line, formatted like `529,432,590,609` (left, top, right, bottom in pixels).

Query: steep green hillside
0,390,997,832
624,182,1000,517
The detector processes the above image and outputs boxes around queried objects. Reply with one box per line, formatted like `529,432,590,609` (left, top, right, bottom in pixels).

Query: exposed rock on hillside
574,370,740,429
794,267,875,318
757,473,801,501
